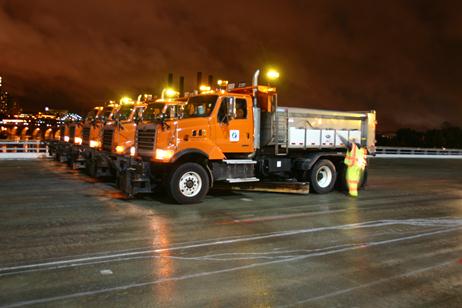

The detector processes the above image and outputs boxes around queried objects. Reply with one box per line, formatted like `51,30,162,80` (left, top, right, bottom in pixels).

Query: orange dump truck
64,106,106,169
84,101,121,177
125,70,377,203
118,96,186,195
96,96,149,177
54,117,82,163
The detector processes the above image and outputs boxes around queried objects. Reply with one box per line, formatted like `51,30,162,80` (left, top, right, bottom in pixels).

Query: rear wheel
168,162,210,204
310,159,337,194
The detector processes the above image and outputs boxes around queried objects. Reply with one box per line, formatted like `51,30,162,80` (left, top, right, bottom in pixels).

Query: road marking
100,269,113,275
2,225,462,307
285,260,455,306
218,208,347,224
2,218,462,276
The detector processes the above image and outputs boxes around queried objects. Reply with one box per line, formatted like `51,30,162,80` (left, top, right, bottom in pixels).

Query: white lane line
285,260,455,306
2,226,461,308
1,218,461,275
1,235,433,277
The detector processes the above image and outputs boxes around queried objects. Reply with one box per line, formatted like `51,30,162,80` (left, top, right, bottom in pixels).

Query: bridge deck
1,159,462,306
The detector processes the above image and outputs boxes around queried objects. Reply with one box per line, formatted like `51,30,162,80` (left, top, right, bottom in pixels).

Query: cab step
226,177,259,183
223,159,257,164
217,181,310,194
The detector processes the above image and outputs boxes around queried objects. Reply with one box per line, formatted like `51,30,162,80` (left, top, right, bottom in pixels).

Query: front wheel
309,159,337,194
87,159,97,177
168,163,210,204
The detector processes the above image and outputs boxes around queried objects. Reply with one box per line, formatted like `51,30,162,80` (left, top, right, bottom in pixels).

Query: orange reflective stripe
350,144,357,161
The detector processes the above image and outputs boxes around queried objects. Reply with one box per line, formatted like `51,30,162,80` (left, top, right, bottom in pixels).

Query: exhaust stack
179,76,185,97
196,72,202,90
167,73,173,87
252,69,261,150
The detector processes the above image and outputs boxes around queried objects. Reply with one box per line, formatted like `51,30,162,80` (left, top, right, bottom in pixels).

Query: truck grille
102,129,114,152
69,126,75,143
82,127,91,145
60,126,65,141
137,128,156,156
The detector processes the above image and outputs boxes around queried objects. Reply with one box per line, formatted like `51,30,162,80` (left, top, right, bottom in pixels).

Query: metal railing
0,140,49,159
1,141,461,160
374,146,462,159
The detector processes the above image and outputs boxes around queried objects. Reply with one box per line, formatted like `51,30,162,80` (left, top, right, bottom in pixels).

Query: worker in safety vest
344,139,367,197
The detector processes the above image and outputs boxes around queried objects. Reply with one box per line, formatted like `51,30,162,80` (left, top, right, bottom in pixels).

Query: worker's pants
346,165,362,197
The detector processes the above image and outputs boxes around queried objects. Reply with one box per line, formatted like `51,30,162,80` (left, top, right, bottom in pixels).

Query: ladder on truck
274,108,289,156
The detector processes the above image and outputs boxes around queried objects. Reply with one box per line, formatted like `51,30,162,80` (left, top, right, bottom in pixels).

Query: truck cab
82,103,117,150
136,97,186,159
118,96,186,196
85,102,121,177
99,96,150,178
56,118,80,163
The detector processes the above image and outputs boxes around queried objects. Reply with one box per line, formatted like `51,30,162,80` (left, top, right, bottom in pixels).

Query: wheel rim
179,171,202,197
316,166,333,188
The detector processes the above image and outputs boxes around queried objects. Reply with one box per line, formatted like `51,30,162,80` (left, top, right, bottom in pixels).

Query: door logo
230,130,240,142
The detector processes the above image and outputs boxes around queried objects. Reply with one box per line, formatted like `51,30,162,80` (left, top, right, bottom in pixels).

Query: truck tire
168,162,209,204
310,159,337,194
87,159,97,177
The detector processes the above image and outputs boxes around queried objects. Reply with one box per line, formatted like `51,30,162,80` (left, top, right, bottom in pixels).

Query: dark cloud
1,0,461,130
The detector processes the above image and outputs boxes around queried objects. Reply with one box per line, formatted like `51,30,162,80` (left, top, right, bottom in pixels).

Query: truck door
213,96,254,154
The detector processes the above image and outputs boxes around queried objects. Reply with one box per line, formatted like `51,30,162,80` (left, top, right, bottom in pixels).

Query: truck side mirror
226,97,236,119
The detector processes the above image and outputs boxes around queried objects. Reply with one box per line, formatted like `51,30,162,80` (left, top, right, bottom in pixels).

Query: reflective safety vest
344,143,367,170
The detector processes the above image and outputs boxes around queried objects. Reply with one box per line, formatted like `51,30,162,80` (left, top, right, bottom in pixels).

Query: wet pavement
1,158,462,307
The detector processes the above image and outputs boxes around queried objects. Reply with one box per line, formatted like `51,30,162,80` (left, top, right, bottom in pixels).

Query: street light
266,69,280,81
120,96,132,104
162,88,179,99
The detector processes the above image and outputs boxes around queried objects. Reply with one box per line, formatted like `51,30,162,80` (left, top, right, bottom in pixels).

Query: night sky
1,0,461,131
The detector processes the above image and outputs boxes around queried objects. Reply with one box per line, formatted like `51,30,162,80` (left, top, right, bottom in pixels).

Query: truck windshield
116,105,134,121
183,95,218,118
143,103,165,121
85,110,96,122
99,107,114,121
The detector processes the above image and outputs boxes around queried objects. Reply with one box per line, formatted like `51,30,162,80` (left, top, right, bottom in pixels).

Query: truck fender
294,153,344,171
171,148,209,163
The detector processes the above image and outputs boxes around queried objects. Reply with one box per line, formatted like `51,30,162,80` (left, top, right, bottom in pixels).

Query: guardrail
374,146,462,159
0,140,49,159
0,141,461,160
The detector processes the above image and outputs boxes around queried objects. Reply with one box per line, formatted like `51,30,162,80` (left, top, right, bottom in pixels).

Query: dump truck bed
261,107,376,154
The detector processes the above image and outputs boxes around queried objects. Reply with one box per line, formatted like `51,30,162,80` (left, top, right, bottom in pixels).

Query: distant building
0,77,22,117
0,91,8,115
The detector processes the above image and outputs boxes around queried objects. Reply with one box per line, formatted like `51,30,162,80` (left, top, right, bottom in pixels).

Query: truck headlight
89,140,100,148
74,137,82,145
115,145,125,154
64,136,70,142
155,149,174,161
